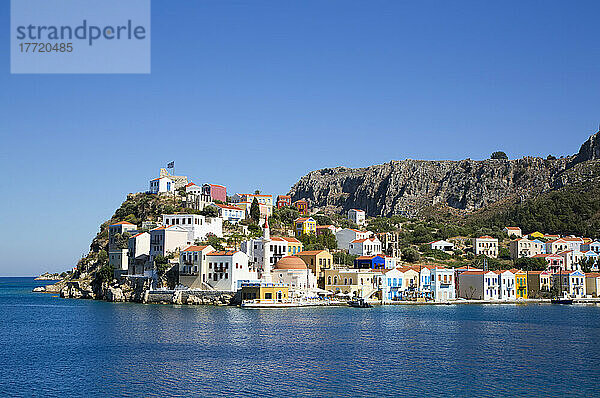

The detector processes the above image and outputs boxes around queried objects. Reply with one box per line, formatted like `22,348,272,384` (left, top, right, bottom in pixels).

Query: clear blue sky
1,0,599,276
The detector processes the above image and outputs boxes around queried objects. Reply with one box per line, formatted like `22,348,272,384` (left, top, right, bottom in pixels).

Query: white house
210,203,245,224
588,241,600,254
545,239,570,254
429,267,456,302
380,268,405,303
335,228,371,250
473,236,498,258
178,245,215,289
429,240,454,252
162,214,223,243
349,237,382,256
348,209,366,226
562,237,585,252
495,270,516,300
205,250,256,292
149,225,189,264
240,236,302,270
127,232,150,275
149,176,174,194
503,227,522,237
108,221,138,275
557,250,584,271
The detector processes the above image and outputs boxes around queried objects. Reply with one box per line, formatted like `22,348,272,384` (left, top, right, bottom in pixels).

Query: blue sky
1,0,599,276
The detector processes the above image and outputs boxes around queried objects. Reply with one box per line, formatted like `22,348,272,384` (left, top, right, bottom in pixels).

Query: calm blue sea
1,277,599,397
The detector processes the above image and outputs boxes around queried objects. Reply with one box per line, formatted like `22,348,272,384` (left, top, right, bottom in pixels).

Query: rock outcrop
289,131,600,217
573,131,600,164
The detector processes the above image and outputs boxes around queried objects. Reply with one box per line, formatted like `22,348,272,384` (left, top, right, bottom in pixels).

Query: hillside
289,131,600,219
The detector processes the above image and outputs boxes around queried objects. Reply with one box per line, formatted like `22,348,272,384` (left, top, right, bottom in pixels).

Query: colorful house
512,269,528,299
294,217,316,236
354,255,386,270
293,199,309,215
296,249,333,279
202,183,227,202
532,253,564,272
276,195,291,208
528,231,545,239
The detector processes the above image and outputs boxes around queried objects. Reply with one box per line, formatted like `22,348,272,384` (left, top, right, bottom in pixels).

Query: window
328,276,332,285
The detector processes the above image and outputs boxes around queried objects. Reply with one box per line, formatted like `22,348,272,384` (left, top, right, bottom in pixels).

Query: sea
1,277,599,397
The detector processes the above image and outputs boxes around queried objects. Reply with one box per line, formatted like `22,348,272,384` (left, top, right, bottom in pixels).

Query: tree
247,223,262,237
200,205,219,218
579,257,595,273
514,257,547,271
95,264,114,285
97,250,108,266
403,248,421,263
498,247,511,260
250,198,260,222
491,151,508,160
154,254,171,278
205,234,224,251
313,213,332,226
277,206,300,225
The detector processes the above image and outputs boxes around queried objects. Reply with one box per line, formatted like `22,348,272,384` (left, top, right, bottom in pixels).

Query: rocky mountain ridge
289,131,600,217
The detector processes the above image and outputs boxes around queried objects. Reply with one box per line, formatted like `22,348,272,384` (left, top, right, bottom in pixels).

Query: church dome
274,256,308,270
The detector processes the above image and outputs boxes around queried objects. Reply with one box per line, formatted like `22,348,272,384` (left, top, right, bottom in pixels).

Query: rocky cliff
289,131,599,217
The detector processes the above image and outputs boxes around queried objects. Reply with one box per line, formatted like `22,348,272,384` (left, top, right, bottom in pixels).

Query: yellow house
240,282,289,302
294,217,317,236
528,231,544,239
512,269,528,299
296,249,334,279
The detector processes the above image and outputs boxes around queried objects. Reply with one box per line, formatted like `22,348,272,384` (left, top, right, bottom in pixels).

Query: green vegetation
491,151,508,160
298,232,337,251
250,198,260,222
467,181,600,237
95,264,114,285
333,252,357,266
199,205,219,218
514,257,547,271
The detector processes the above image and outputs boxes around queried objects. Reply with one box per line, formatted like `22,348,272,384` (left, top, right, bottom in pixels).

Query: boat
551,298,574,305
348,298,372,308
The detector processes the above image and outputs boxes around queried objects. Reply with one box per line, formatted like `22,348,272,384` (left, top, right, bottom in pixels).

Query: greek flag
167,161,174,169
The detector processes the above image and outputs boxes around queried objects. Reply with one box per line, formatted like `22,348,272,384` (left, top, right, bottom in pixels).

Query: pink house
203,183,227,202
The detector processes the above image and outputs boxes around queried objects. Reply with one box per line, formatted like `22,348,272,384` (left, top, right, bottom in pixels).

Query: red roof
214,204,243,210
110,221,135,226
460,270,485,276
185,182,197,188
477,235,495,239
207,250,239,256
183,245,209,252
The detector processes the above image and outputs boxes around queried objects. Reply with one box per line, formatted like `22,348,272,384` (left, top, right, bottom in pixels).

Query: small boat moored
551,298,574,305
348,298,372,308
